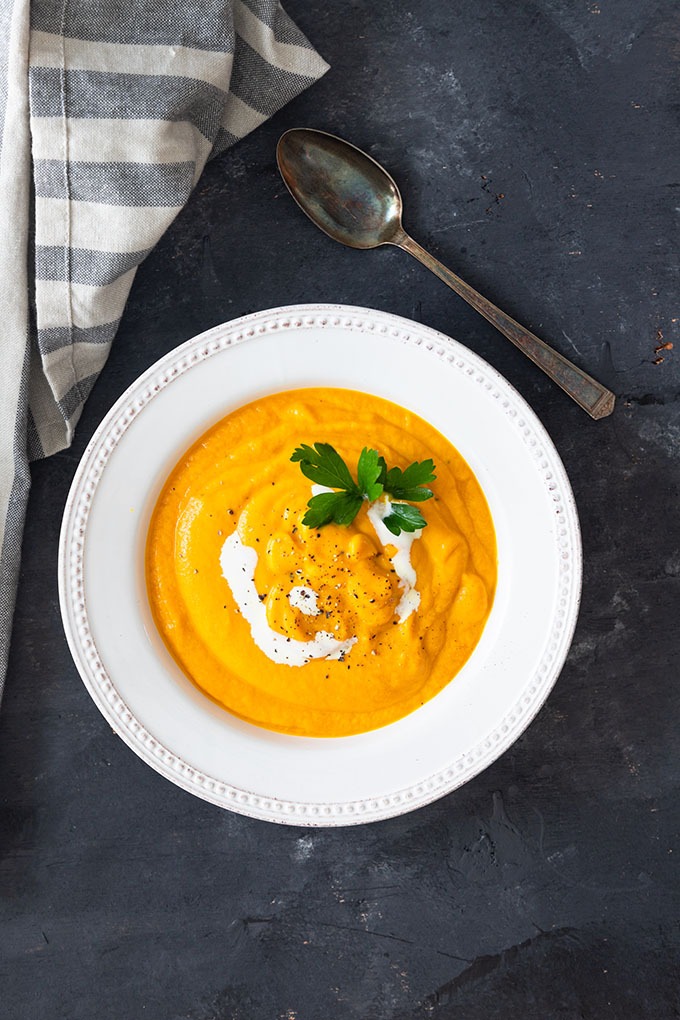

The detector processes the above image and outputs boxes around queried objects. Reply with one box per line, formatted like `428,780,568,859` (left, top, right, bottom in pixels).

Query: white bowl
59,304,581,826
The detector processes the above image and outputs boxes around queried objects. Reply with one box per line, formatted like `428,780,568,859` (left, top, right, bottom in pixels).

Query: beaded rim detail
59,304,581,826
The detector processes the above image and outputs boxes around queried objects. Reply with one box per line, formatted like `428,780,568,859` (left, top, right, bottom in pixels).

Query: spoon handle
395,233,615,419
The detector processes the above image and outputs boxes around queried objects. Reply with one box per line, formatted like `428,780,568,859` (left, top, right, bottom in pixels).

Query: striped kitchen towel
0,0,328,704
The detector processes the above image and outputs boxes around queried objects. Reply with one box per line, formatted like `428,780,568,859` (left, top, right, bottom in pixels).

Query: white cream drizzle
366,499,422,622
220,530,356,667
220,486,423,667
288,586,321,616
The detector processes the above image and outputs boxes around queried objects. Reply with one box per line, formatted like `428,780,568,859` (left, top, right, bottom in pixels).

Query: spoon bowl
276,128,615,419
277,128,403,249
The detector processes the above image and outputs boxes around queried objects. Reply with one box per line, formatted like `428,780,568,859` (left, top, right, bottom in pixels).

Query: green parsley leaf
382,503,427,535
302,491,363,528
291,443,437,531
383,459,436,501
356,447,384,502
291,443,358,492
386,485,433,502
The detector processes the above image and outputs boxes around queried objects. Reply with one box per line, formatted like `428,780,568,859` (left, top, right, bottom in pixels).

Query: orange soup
146,388,496,736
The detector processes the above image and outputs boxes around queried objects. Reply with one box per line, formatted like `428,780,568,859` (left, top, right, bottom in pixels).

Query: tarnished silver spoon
276,128,615,419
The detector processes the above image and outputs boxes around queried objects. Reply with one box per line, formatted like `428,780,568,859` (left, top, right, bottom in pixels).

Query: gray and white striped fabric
0,0,328,703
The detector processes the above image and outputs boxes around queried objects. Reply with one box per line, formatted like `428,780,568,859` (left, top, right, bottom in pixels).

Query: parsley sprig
291,443,436,535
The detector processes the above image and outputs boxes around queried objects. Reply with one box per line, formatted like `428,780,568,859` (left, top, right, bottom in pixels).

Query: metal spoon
276,128,615,419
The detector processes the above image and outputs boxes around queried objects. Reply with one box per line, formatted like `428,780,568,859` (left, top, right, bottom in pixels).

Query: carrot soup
146,388,496,737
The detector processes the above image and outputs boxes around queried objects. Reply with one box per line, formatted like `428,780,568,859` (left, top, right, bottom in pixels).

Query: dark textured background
2,2,679,1017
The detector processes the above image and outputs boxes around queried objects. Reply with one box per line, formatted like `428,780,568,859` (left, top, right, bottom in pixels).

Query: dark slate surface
2,2,679,1018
